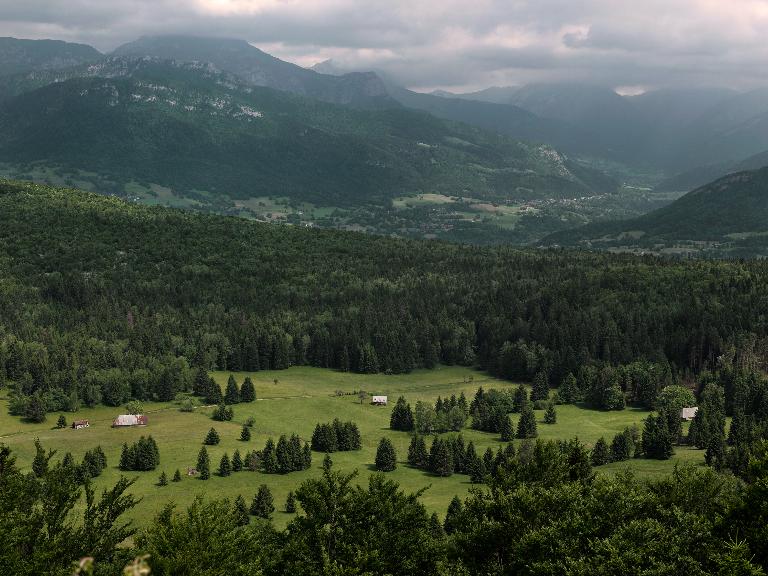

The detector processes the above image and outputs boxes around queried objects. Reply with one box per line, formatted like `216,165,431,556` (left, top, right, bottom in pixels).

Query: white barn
681,407,698,421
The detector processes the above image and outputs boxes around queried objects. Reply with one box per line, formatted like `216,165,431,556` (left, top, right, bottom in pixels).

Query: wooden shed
71,420,90,430
681,407,699,421
371,396,388,406
112,414,148,427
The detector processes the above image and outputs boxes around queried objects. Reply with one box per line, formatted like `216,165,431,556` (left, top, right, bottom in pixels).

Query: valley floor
0,365,705,529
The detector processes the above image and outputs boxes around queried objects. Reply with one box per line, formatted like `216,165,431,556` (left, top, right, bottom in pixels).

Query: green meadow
0,366,706,528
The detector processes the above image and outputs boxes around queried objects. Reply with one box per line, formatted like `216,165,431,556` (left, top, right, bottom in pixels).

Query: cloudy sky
2,0,768,92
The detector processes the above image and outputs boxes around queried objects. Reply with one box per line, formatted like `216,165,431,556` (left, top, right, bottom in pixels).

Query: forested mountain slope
0,58,614,209
541,167,768,256
2,179,767,413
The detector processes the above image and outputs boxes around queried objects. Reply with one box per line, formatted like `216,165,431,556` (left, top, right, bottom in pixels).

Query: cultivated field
0,366,706,528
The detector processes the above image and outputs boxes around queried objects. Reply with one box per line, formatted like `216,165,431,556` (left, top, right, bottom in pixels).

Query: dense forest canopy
1,179,767,415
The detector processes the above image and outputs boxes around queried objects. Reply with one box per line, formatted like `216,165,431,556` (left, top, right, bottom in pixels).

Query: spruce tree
234,495,250,526
225,375,240,404
62,452,75,469
56,414,67,429
559,373,579,404
544,403,557,424
204,427,220,445
285,491,297,513
513,385,528,413
119,443,135,471
262,438,278,473
429,438,453,477
390,396,414,431
642,413,674,460
469,455,486,484
172,469,182,482
591,437,611,466
611,428,634,462
232,449,243,472
500,415,514,441
516,404,538,439
444,496,464,534
408,435,428,468
530,371,549,403
219,453,232,477
197,446,210,480
32,439,50,477
302,444,312,470
250,484,274,519
204,377,223,405
276,435,292,474
375,437,397,472
193,367,209,397
240,425,251,442
158,471,168,486
212,403,233,421
240,377,256,402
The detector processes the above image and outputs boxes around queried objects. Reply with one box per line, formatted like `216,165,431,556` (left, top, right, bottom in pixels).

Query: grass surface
0,366,706,528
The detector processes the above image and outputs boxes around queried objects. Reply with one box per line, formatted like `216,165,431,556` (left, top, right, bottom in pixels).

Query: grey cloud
0,0,767,91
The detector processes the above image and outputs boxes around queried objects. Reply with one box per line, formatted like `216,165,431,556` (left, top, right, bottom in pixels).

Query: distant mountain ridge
0,37,102,77
540,167,768,257
113,35,395,108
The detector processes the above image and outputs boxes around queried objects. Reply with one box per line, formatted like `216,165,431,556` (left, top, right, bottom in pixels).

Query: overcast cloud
1,0,767,92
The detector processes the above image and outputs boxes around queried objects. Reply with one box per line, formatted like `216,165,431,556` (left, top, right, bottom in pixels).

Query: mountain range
0,34,766,252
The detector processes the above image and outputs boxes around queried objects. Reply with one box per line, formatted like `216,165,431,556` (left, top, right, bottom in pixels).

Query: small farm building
112,414,148,427
371,396,388,406
681,407,699,421
71,420,90,430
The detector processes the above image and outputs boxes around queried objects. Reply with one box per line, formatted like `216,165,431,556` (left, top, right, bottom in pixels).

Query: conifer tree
444,496,464,534
197,446,210,480
429,438,453,477
212,403,233,421
62,452,75,469
119,443,134,471
375,437,397,472
285,491,297,513
408,435,428,468
172,468,182,482
500,415,514,441
158,471,168,486
482,447,494,474
611,428,634,461
204,427,220,445
642,413,674,460
56,414,67,429
276,435,292,474
544,403,557,424
204,377,223,405
458,392,469,416
250,484,274,519
193,367,209,397
390,396,415,431
32,439,51,478
517,404,538,439
240,377,256,403
591,437,611,466
219,453,232,477
513,385,528,413
240,425,251,442
224,375,240,405
705,435,726,471
468,454,485,484
234,495,250,526
232,449,243,472
302,444,312,469
530,371,549,403
559,373,579,404
262,438,278,473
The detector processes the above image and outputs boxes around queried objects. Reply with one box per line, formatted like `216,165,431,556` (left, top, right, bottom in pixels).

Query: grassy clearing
0,366,705,528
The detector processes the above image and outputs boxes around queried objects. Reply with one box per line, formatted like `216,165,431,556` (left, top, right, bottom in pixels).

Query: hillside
541,167,768,257
0,57,618,243
0,37,101,77
112,35,394,108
